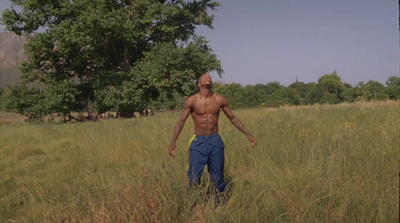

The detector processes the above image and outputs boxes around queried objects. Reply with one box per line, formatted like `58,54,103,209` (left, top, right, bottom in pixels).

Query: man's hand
247,135,257,148
168,143,176,157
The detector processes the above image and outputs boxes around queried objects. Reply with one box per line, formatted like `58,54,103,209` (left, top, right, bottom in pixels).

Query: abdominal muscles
193,113,219,135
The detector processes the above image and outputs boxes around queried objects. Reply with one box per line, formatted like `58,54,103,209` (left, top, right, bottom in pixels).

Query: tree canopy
1,0,223,119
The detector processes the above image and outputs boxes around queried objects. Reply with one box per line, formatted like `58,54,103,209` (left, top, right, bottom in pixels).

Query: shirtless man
168,73,257,194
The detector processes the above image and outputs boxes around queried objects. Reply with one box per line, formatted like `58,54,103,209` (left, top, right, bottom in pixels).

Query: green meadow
0,101,398,223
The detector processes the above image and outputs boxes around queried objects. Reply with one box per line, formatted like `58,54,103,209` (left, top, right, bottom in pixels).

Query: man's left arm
220,96,257,147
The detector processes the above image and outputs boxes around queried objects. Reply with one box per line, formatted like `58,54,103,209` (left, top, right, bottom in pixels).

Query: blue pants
187,133,226,193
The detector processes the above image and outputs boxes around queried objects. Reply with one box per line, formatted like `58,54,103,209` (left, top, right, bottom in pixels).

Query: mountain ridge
0,32,27,88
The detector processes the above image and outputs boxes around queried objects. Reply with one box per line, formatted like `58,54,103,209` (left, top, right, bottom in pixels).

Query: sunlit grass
0,101,398,222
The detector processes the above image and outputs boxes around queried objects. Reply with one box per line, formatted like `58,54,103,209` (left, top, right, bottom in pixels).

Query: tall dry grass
0,101,398,222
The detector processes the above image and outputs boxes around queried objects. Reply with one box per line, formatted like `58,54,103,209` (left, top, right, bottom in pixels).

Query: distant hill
0,32,27,88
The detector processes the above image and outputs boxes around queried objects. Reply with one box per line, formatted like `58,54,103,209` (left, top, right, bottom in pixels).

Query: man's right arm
169,97,193,157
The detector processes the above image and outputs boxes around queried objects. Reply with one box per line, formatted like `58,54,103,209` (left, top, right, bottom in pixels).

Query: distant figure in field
87,109,93,120
149,108,154,116
141,109,148,117
107,113,114,118
168,73,257,203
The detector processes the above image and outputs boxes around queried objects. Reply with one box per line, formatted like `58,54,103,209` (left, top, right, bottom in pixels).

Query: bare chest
192,97,221,116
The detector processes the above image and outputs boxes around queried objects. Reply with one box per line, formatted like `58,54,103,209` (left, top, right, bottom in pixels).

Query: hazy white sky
1,0,399,86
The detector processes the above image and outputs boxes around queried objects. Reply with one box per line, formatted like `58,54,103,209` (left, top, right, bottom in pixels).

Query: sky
1,0,399,86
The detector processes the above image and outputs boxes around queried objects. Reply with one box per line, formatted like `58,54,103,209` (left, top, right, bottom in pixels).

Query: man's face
198,74,212,88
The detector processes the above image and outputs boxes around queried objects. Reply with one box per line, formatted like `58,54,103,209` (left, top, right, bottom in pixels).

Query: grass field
0,101,399,222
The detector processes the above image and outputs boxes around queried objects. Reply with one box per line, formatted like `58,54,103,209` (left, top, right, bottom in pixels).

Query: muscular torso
190,93,223,135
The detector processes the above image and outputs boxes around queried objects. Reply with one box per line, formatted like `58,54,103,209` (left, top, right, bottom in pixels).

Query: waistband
193,132,221,138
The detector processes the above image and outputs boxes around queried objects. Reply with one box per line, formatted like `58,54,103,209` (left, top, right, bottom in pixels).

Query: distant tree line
0,71,398,121
150,72,400,111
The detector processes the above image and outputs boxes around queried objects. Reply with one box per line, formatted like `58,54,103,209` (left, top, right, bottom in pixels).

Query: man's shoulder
188,94,199,100
213,93,223,98
213,93,226,101
186,94,199,105
213,93,228,106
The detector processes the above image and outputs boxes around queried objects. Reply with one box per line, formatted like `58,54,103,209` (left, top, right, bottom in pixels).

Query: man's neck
199,87,212,98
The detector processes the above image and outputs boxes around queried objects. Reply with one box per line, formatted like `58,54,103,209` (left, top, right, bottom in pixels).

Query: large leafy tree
1,0,223,119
